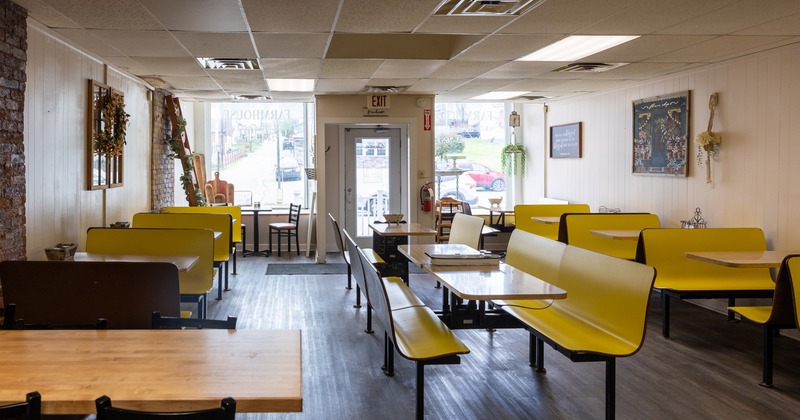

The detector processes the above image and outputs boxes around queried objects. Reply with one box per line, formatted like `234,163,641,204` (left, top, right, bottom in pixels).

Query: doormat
265,263,426,275
266,263,348,275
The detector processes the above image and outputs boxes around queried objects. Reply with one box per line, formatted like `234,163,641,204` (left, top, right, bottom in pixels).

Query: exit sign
367,94,390,109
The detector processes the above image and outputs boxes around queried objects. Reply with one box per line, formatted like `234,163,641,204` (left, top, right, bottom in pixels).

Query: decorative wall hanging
87,79,128,189
633,91,689,176
550,122,582,158
696,93,721,184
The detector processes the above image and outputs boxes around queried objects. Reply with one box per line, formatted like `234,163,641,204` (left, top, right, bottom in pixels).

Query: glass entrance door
344,127,402,241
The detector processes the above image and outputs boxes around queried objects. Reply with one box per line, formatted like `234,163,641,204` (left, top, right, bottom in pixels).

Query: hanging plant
94,92,129,157
501,143,526,176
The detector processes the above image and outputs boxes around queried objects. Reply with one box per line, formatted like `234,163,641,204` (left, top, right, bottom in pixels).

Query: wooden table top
399,244,567,301
685,250,800,268
0,329,302,414
73,252,198,272
590,229,642,240
531,216,560,224
369,222,436,236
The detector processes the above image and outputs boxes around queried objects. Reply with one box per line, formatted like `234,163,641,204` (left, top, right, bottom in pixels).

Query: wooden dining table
590,229,642,240
399,244,566,329
477,204,515,231
0,329,302,414
73,252,199,272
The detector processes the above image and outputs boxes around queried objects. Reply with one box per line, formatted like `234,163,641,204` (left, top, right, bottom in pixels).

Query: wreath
95,92,129,157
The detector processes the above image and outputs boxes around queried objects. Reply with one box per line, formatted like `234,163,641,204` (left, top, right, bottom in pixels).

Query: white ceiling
15,0,800,102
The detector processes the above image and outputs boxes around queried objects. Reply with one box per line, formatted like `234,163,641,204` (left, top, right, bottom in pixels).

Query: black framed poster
550,122,582,158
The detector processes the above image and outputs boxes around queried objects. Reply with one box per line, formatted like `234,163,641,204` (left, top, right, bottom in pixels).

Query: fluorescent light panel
266,79,315,92
517,35,639,62
472,91,529,100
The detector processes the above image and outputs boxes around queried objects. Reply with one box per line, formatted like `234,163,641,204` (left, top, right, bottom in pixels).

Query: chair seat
270,222,296,229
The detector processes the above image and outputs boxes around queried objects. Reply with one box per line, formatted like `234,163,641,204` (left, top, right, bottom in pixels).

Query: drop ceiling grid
88,30,188,57
259,59,323,78
319,59,384,78
45,0,162,30
172,32,257,58
454,34,560,61
138,0,248,32
334,0,441,33
252,34,329,58
241,0,340,33
371,59,447,79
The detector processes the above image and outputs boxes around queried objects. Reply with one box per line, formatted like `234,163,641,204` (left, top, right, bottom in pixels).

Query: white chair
447,213,485,249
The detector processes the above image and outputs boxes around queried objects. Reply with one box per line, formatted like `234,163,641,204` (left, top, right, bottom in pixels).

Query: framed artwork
550,122,582,158
632,91,689,176
87,79,126,190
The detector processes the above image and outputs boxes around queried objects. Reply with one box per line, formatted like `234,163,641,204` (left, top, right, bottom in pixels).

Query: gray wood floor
206,252,800,419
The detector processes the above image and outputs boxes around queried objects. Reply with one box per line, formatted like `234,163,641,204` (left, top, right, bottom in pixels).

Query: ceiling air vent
554,62,627,73
197,58,260,70
234,94,270,101
513,95,549,101
435,0,547,16
361,85,409,93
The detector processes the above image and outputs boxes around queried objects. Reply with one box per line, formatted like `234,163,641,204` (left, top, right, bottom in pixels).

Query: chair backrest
4,304,108,330
357,246,393,335
86,227,215,296
343,229,369,302
556,245,656,354
328,213,346,259
0,261,180,329
95,395,236,420
636,227,771,283
557,213,660,260
447,213,485,249
162,206,243,244
788,256,800,328
505,229,566,286
514,204,590,240
0,391,41,420
287,203,301,226
132,213,232,262
151,311,237,330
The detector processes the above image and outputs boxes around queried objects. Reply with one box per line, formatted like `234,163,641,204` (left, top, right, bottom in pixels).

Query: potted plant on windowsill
501,143,526,176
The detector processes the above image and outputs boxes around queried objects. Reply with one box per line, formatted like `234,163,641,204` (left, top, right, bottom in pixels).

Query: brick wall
0,0,27,262
150,88,174,211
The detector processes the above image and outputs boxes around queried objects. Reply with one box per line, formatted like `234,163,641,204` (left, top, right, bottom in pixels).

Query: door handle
346,188,353,205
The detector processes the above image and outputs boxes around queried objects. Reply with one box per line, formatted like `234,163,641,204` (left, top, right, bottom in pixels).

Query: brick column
150,88,174,211
0,0,27,263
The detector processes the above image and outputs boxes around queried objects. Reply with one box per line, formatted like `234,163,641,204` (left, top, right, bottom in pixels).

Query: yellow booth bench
356,243,469,420
86,227,216,319
162,205,242,274
514,203,590,240
558,213,660,260
635,227,776,338
133,212,232,301
499,236,656,420
728,254,800,387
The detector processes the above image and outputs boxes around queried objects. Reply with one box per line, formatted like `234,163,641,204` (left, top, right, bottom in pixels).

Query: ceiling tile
335,0,441,33
500,0,638,35
160,76,220,91
260,59,322,78
139,0,247,32
53,29,121,56
13,0,80,28
455,34,560,61
319,59,384,79
584,35,714,62
41,0,162,30
656,0,800,35
646,36,794,63
253,34,329,58
242,0,339,33
315,79,370,93
579,0,738,35
426,61,506,79
172,32,257,58
88,30,188,57
416,15,512,35
120,57,207,77
372,60,446,78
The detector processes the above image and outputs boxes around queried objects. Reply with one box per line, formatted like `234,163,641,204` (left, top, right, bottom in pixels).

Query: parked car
275,156,302,181
457,161,506,192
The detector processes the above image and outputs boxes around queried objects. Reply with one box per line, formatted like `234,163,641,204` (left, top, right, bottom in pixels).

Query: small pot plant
501,143,526,176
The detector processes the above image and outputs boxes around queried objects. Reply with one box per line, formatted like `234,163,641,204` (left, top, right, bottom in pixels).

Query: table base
372,231,409,283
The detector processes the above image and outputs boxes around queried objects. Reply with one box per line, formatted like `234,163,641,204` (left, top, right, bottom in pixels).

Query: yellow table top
73,252,198,272
399,244,567,301
0,329,302,414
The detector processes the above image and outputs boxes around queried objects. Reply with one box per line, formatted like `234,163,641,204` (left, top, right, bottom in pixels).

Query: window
434,102,511,208
182,102,314,208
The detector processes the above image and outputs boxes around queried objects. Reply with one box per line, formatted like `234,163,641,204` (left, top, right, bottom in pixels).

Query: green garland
94,92,129,157
167,114,206,206
501,143,526,176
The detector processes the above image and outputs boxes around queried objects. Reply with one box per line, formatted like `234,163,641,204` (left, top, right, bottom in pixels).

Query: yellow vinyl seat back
559,213,660,260
86,227,215,296
514,204,590,240
636,227,774,291
495,229,566,309
162,205,242,244
133,212,231,263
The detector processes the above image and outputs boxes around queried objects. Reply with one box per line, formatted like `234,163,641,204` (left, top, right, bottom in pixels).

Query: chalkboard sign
550,122,582,158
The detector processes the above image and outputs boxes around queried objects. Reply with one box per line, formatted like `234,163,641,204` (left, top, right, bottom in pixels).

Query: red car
457,161,506,192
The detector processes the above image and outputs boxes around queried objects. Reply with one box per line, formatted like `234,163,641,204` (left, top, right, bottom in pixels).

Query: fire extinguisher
420,182,434,212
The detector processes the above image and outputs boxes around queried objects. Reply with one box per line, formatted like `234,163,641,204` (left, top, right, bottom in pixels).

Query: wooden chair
728,254,800,387
151,311,237,330
95,395,236,420
269,203,301,256
435,197,465,243
0,391,41,420
328,212,353,289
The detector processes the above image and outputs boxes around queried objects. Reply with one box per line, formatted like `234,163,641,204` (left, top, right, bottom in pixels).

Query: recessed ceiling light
472,91,529,100
266,79,315,92
517,35,639,62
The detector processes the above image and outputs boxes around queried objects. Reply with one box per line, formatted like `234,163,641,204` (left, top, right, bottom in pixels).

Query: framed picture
632,91,689,176
550,122,582,158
